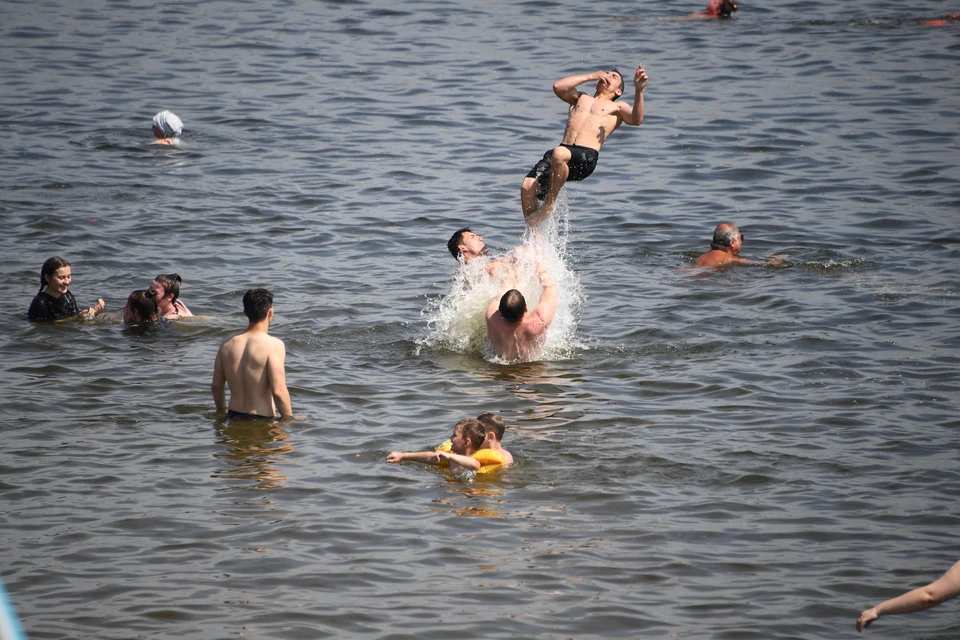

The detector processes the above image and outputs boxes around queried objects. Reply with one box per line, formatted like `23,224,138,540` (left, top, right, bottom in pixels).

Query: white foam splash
421,200,584,363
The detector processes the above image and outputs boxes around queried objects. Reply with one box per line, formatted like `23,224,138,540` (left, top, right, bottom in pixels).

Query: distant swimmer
212,288,293,421
149,273,193,319
691,0,739,18
387,418,505,474
151,111,183,145
486,262,558,362
521,65,648,226
27,256,105,322
857,559,960,631
695,223,785,267
922,13,960,26
122,289,159,324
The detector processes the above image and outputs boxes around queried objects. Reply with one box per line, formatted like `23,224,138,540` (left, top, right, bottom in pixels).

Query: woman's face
150,280,171,303
45,266,72,297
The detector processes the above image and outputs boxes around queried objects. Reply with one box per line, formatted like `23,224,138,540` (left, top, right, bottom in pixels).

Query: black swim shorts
525,143,600,200
227,409,277,421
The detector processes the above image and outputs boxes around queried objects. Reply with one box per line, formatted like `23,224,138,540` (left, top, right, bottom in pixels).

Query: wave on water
419,204,585,363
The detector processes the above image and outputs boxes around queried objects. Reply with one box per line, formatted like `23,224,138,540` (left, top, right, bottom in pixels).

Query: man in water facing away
485,263,557,362
212,288,293,420
695,223,785,267
521,65,648,226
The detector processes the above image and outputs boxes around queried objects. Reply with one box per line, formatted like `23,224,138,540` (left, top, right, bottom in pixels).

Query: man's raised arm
620,65,648,126
533,264,558,328
554,70,603,104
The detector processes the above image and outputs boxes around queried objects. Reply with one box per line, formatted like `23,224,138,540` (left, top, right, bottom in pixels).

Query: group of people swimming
23,16,960,626
27,256,192,324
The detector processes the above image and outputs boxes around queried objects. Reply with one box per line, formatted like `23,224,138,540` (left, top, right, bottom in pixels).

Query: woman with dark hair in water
27,256,105,322
149,273,193,319
122,290,160,324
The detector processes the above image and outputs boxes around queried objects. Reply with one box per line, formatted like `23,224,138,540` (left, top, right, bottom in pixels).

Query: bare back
560,94,624,150
213,330,288,417
486,311,549,362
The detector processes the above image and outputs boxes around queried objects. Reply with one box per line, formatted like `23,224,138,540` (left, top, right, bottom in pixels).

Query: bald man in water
212,288,292,420
485,263,558,361
695,223,784,267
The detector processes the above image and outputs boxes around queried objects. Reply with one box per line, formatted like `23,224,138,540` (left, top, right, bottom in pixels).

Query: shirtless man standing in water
521,65,648,226
212,288,292,420
485,263,558,361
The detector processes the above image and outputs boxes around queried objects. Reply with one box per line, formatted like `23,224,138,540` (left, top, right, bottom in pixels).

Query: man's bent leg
528,146,572,226
521,177,541,219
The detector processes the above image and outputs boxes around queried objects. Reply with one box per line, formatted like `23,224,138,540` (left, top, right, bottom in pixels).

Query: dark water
2,0,960,638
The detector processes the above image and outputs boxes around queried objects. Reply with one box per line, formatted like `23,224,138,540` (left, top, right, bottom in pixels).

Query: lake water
2,1,960,638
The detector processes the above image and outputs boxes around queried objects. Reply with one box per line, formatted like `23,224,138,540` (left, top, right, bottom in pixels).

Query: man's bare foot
525,201,555,227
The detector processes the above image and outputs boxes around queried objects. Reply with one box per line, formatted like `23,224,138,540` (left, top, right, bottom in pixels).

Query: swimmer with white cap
151,111,183,145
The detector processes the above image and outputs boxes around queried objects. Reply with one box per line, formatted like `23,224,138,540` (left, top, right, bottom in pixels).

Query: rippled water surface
2,1,960,638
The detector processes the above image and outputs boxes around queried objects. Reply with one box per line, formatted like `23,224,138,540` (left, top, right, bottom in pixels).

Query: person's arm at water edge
211,346,228,412
857,560,960,631
267,339,293,419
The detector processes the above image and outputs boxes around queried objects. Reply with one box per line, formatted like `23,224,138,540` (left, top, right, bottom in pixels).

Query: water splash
420,199,584,363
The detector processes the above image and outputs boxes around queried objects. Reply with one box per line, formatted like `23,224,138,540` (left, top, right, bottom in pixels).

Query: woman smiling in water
27,256,105,322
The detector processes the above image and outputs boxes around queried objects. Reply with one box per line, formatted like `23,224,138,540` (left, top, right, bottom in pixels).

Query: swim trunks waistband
227,409,276,421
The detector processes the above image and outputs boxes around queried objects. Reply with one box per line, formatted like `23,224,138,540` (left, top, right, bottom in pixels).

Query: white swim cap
152,111,183,138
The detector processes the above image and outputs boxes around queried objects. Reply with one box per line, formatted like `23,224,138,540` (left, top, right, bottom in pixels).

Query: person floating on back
386,418,505,474
212,288,292,421
695,223,785,267
857,559,960,631
521,65,648,226
486,262,558,362
151,111,183,145
27,256,105,322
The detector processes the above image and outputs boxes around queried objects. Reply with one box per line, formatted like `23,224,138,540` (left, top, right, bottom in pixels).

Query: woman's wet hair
39,256,71,293
711,224,741,250
126,289,159,323
153,273,183,302
455,418,486,449
499,289,526,323
242,288,274,323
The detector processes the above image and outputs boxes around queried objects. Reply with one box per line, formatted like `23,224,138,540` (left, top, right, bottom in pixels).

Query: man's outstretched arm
533,265,558,327
620,65,648,126
554,70,603,104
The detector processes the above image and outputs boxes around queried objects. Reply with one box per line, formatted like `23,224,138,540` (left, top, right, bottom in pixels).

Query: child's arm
386,451,441,465
436,450,481,471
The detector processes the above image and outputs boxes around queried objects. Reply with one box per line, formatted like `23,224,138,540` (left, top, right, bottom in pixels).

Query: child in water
27,256,105,322
151,111,183,145
476,413,514,467
387,418,505,474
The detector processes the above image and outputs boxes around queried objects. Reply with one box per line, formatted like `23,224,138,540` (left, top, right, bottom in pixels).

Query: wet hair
610,68,625,100
455,418,486,450
719,0,739,17
499,289,526,323
38,256,70,293
126,289,159,323
153,273,183,302
242,288,273,323
447,227,471,260
710,224,741,250
477,412,505,441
